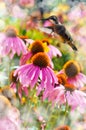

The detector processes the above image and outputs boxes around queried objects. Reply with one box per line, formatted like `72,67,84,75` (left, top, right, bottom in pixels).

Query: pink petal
20,52,32,65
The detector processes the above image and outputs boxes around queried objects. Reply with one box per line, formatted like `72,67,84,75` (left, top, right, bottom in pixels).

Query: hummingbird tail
68,41,78,51
72,45,77,51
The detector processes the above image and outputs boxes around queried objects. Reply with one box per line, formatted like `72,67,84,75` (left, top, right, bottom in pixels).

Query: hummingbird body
40,15,77,51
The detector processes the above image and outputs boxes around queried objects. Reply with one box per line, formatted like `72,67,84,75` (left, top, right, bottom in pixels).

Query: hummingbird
40,15,77,51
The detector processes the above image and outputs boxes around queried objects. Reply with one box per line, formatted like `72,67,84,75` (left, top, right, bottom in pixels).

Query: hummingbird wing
54,24,77,51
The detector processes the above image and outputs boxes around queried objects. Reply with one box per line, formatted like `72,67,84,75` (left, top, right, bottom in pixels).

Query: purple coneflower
64,83,86,111
43,73,67,105
14,52,58,95
20,40,46,65
20,40,54,68
0,27,27,59
44,73,86,110
60,60,86,89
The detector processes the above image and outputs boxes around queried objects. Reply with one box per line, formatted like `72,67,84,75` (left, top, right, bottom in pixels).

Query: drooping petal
20,52,32,65
30,66,40,88
47,66,58,85
48,45,62,59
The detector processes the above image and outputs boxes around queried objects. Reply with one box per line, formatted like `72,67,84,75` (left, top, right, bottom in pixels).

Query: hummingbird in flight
40,15,77,51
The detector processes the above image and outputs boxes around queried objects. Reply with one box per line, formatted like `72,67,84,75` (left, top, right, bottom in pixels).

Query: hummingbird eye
48,15,59,24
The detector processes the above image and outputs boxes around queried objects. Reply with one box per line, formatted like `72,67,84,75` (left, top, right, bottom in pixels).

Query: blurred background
0,0,86,130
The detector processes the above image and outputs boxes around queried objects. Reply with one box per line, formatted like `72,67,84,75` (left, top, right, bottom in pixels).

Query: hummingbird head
40,15,59,24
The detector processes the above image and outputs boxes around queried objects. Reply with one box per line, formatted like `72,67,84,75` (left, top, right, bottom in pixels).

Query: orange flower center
55,125,70,130
64,83,76,91
9,70,17,83
57,73,67,85
63,60,80,78
19,35,28,39
31,52,50,68
30,40,44,55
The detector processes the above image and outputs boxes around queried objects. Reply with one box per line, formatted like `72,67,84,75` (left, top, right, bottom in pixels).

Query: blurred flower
7,106,21,129
12,5,27,19
0,26,27,59
43,85,65,105
19,0,34,8
0,95,21,129
21,97,27,104
0,95,11,118
45,82,86,111
0,1,7,17
55,125,71,130
61,60,86,89
68,2,86,22
64,83,86,110
80,86,86,93
0,86,16,106
14,52,58,96
0,117,18,130
57,3,70,13
26,8,43,30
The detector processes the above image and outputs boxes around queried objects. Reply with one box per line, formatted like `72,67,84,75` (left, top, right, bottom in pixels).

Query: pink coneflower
43,85,65,105
14,52,58,95
60,60,86,89
64,83,86,111
45,83,86,110
0,27,27,59
19,40,50,65
42,39,62,59
19,40,48,65
20,39,61,65
44,73,86,110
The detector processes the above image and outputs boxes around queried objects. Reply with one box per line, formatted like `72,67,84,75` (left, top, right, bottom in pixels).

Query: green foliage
52,51,71,71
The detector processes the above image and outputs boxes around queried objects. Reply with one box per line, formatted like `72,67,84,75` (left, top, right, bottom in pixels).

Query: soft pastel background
0,0,86,130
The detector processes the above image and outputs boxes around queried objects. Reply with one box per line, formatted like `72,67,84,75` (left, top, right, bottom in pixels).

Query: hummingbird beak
39,18,49,22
